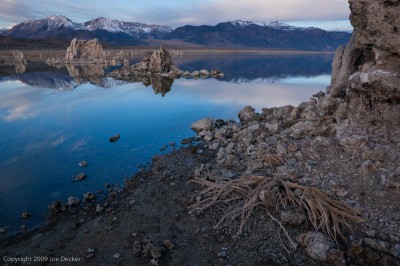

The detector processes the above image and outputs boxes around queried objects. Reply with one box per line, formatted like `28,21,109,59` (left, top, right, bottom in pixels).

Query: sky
0,0,352,31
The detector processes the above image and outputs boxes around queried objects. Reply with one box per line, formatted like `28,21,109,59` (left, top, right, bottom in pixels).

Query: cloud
0,0,350,29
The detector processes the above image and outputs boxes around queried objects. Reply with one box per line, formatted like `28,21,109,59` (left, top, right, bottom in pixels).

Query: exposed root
190,175,364,242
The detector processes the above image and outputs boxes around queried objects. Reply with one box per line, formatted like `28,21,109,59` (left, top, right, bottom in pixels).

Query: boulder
65,38,107,64
191,118,214,133
238,106,257,123
148,47,175,73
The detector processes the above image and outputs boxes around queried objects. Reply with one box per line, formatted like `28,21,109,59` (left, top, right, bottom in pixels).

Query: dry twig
190,175,364,243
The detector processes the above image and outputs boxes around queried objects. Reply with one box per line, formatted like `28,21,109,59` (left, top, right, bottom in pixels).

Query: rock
347,239,364,258
109,134,120,142
211,69,224,78
297,232,334,261
96,204,103,213
78,161,88,167
0,226,9,233
328,33,360,97
148,47,175,73
217,247,228,258
313,91,326,99
65,38,107,64
150,247,162,259
363,238,390,253
48,200,66,214
87,247,96,253
162,240,175,250
12,50,25,64
75,173,87,181
361,148,385,161
191,118,214,133
113,253,122,258
358,160,376,176
238,106,257,123
349,0,400,56
83,192,96,201
67,196,80,206
21,211,31,219
390,244,400,259
280,206,306,225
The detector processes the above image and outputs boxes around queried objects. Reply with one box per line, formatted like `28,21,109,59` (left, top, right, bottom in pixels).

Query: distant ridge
164,20,351,51
0,16,351,51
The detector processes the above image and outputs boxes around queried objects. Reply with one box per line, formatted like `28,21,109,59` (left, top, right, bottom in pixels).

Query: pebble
87,248,96,253
129,200,136,205
162,240,175,250
113,253,122,258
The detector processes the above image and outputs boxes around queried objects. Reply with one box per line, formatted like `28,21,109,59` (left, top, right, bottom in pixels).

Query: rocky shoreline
1,0,400,265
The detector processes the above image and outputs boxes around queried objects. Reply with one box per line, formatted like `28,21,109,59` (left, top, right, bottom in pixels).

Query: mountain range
0,16,351,51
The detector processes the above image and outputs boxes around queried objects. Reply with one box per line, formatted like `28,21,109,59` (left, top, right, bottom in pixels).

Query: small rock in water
21,224,27,230
109,134,120,143
75,173,87,181
0,226,10,233
169,142,176,147
78,161,88,167
21,211,31,219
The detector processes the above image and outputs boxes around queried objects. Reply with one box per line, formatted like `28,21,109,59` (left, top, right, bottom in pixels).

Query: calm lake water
0,53,333,235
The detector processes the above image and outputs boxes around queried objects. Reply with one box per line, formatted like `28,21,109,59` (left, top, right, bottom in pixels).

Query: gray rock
65,38,107,64
390,244,400,259
329,33,360,97
297,232,334,261
148,48,174,73
67,196,80,206
238,106,257,123
361,148,385,161
191,118,214,133
280,207,306,225
363,238,390,253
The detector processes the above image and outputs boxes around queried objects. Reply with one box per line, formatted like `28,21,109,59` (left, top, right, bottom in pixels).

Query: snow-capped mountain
84,17,172,39
0,16,351,51
0,16,173,43
4,16,84,38
229,20,306,30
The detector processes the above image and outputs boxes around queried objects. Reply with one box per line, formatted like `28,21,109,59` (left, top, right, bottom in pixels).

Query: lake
0,52,333,235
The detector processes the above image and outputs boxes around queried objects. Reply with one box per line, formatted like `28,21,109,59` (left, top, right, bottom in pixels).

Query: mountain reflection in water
0,53,333,94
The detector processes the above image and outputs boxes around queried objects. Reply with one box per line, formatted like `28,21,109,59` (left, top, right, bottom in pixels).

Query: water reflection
0,53,333,94
0,53,333,235
175,53,334,83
